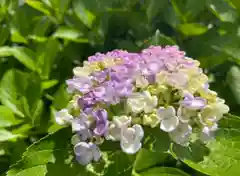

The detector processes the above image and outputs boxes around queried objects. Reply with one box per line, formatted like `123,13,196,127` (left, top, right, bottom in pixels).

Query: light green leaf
0,47,36,70
227,66,240,104
0,69,27,117
0,106,22,127
73,0,96,28
7,166,47,176
171,114,240,176
42,80,59,90
134,148,168,172
139,167,190,176
0,129,21,142
178,23,208,36
0,46,13,57
53,26,88,43
11,47,36,71
25,0,52,16
36,39,60,79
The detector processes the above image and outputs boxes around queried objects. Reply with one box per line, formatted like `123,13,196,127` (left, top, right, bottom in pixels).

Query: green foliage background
1,0,240,175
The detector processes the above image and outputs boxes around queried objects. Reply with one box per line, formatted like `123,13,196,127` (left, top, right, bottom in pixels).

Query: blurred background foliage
1,0,240,175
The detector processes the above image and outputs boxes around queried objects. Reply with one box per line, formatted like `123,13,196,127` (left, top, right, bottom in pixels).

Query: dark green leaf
143,127,171,153
208,0,237,22
227,66,240,104
73,0,96,28
0,24,9,46
134,148,168,172
53,84,70,110
139,167,190,176
36,39,61,79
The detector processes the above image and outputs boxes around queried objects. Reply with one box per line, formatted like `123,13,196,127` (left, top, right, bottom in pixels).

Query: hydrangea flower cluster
55,46,229,165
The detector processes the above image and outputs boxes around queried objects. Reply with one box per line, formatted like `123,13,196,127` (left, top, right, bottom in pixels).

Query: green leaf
0,129,21,142
36,39,60,79
48,0,72,21
0,24,9,46
0,46,13,57
178,23,208,36
11,47,36,71
0,69,27,117
139,167,190,176
0,47,36,70
227,66,240,104
230,0,240,9
25,0,52,16
171,115,240,176
143,127,171,153
73,0,96,28
42,80,59,90
148,30,176,46
146,0,168,21
7,128,71,176
208,0,237,22
134,149,168,172
53,84,70,110
8,165,47,176
0,106,22,127
53,26,88,43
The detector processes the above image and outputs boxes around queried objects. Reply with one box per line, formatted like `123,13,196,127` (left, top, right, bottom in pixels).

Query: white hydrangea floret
127,91,157,113
106,116,131,141
157,106,179,132
55,109,73,125
120,124,144,154
169,123,192,146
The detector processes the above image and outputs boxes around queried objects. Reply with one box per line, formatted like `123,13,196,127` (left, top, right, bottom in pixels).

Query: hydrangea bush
55,46,229,165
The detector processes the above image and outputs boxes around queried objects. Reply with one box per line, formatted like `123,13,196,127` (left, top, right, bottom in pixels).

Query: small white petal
200,124,218,143
106,116,131,141
160,116,179,132
157,106,176,120
120,125,144,154
74,142,89,156
73,66,91,77
55,109,73,125
76,152,93,165
121,140,142,154
169,123,192,146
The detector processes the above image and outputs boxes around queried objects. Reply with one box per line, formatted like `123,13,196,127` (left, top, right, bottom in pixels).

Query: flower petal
169,123,192,146
160,116,179,132
120,125,144,154
157,106,176,120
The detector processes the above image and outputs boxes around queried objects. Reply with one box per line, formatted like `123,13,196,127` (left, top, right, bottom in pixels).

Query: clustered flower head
55,46,229,165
